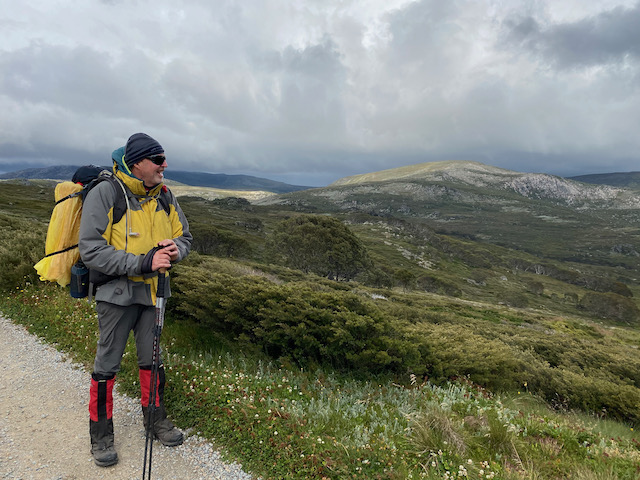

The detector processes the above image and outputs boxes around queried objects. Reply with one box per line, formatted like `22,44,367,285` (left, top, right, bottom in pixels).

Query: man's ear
130,163,142,179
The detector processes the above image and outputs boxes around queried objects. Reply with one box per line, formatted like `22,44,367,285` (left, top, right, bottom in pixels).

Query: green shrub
412,324,524,391
578,292,640,324
394,268,416,291
268,215,371,281
357,267,394,288
210,196,252,209
189,223,251,258
500,291,529,308
526,279,545,295
537,369,640,424
417,274,462,297
171,264,421,373
0,213,46,291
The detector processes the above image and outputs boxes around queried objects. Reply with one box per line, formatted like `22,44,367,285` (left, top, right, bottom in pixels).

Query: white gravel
0,314,256,480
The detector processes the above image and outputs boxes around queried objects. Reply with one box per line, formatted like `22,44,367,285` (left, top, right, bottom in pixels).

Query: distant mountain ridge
568,171,640,189
0,165,311,194
3,161,638,197
299,160,640,209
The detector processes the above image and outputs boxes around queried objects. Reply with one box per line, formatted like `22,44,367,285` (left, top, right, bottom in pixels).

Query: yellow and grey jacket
78,168,192,306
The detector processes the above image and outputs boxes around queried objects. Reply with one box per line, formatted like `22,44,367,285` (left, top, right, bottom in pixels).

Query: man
79,133,192,467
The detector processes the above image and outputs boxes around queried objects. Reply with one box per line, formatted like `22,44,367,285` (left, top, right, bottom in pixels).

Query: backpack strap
134,186,172,216
42,243,80,258
54,190,83,206
92,173,129,225
157,188,172,216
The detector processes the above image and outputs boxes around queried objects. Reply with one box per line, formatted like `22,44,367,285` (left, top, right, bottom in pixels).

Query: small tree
190,224,250,258
269,215,370,281
394,268,416,292
578,292,640,325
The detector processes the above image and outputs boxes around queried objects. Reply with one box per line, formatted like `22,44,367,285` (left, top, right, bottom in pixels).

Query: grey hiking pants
93,301,160,376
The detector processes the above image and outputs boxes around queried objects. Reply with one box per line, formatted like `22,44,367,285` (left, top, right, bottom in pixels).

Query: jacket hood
112,146,136,179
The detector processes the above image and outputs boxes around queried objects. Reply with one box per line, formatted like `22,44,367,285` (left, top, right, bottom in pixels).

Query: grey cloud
0,43,165,118
0,41,196,159
162,37,347,148
387,0,460,65
504,16,540,47
273,40,347,140
504,3,640,67
162,58,262,135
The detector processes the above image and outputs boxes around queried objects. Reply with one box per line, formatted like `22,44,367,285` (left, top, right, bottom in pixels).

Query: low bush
410,323,525,392
189,223,251,258
417,273,462,297
171,263,422,374
578,291,640,324
168,257,640,424
0,213,46,292
267,215,371,281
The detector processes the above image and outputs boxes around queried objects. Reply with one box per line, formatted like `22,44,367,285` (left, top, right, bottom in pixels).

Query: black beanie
124,133,164,169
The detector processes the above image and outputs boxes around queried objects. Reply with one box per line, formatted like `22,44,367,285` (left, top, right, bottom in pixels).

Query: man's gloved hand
141,245,172,274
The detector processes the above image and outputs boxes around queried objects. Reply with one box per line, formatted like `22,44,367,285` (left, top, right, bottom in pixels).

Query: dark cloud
0,139,104,166
270,39,347,141
505,3,640,68
160,36,348,159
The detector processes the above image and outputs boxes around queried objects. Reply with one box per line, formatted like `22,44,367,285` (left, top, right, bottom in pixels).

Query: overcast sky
1,0,639,186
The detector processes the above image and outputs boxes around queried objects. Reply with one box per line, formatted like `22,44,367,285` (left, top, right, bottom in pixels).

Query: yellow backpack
34,181,85,287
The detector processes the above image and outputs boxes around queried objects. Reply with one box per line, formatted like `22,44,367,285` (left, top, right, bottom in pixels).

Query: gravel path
0,315,255,480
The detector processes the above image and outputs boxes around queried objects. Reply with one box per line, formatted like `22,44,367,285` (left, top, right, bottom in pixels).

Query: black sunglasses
147,155,166,165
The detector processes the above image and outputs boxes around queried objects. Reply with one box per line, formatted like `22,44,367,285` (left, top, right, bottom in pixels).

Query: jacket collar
114,167,163,197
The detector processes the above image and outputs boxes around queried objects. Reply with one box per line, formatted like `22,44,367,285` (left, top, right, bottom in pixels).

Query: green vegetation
2,285,639,479
268,215,370,280
1,179,640,479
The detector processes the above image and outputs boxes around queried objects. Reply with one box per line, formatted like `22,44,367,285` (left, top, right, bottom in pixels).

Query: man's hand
141,240,179,274
151,248,172,272
157,239,179,261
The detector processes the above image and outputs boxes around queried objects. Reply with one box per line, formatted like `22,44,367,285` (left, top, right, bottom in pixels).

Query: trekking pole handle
157,268,167,299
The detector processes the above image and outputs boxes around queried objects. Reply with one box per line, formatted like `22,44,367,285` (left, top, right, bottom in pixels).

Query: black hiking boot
89,373,118,467
90,418,118,466
140,365,184,447
143,405,184,446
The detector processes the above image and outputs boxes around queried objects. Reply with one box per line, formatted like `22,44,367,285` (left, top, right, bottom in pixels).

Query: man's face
132,155,167,187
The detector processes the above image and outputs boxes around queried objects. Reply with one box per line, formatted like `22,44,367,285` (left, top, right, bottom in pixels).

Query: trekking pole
142,267,167,480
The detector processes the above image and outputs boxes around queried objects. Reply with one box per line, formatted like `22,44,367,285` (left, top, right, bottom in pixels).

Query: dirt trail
0,315,253,480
